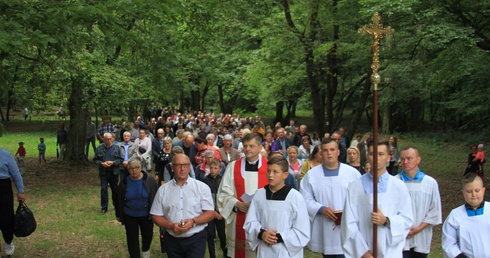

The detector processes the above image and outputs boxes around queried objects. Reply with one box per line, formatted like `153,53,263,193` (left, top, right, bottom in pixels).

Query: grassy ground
0,120,483,258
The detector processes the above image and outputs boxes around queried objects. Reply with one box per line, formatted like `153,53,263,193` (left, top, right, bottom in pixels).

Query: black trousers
164,229,207,258
403,248,428,258
124,215,154,258
0,179,14,244
206,218,226,258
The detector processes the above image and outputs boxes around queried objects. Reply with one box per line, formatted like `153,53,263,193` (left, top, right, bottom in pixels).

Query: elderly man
219,134,240,166
274,127,292,154
217,133,268,258
118,131,138,181
150,154,215,258
173,133,198,166
293,124,310,147
94,133,123,214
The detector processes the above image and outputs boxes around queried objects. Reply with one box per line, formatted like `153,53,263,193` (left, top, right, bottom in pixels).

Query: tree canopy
1,0,489,161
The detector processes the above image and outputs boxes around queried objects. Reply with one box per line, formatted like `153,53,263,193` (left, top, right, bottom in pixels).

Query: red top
16,146,26,157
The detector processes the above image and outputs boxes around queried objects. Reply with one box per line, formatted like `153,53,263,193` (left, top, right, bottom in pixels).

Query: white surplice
244,187,310,258
300,163,360,255
341,174,413,258
442,202,490,258
394,173,442,254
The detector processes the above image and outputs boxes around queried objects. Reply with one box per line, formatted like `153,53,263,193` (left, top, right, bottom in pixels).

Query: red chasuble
233,156,268,258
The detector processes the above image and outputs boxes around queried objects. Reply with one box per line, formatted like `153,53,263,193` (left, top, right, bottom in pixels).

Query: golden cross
359,12,394,89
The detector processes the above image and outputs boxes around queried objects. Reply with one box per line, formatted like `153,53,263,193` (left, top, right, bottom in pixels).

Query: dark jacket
202,174,223,212
173,140,197,165
115,172,159,224
93,143,123,176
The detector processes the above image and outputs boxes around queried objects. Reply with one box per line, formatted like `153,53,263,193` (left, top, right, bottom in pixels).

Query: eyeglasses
129,166,141,171
172,163,191,169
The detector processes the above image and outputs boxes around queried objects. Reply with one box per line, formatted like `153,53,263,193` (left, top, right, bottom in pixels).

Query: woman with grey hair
206,133,219,150
219,134,240,166
116,159,158,258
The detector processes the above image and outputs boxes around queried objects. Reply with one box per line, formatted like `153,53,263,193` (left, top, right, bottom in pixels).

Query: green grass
1,121,482,258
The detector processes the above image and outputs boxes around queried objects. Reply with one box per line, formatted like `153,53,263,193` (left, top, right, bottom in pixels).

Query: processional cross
358,12,394,258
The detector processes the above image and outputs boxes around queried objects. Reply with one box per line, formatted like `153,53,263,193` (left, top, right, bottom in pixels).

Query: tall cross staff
358,12,394,258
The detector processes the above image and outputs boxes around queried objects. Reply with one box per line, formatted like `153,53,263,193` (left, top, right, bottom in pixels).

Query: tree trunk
217,83,226,113
326,0,339,134
280,0,326,135
200,81,210,111
350,71,372,139
65,78,88,163
6,65,19,122
275,101,284,125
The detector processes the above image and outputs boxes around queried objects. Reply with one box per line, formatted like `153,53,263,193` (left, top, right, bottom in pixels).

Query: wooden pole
359,13,394,257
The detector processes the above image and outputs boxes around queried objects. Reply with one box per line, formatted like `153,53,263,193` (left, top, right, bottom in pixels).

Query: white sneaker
5,241,15,256
142,250,150,258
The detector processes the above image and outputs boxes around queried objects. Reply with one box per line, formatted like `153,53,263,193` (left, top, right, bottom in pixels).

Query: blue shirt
399,168,425,182
321,164,340,177
0,148,24,193
124,176,149,217
465,201,485,217
361,171,390,194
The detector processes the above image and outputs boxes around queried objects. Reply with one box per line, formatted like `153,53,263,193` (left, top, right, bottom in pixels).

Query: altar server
244,156,310,258
300,138,360,257
442,173,490,258
341,138,413,258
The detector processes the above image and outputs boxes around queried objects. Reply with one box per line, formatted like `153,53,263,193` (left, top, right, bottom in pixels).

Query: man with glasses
150,154,214,258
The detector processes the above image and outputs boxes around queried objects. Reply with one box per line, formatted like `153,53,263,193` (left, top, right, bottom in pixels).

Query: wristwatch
192,218,197,227
383,217,390,227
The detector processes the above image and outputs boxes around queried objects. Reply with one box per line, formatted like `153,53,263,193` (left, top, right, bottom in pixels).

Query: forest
0,0,489,161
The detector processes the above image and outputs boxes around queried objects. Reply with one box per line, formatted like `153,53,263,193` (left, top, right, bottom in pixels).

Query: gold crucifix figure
358,12,394,90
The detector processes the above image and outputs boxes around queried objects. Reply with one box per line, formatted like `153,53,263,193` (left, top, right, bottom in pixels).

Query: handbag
14,201,37,237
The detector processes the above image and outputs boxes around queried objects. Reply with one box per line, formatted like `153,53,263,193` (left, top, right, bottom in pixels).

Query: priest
341,138,413,258
217,133,268,258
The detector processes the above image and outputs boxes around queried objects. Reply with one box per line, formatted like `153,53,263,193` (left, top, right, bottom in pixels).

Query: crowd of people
86,108,476,258
1,107,488,258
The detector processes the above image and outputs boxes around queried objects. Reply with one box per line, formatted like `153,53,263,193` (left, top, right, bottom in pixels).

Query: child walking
244,156,310,258
38,137,47,163
202,158,227,258
476,143,485,172
15,142,26,167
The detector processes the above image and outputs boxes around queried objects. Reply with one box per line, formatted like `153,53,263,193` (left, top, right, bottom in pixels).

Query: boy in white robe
341,138,413,258
395,147,442,258
442,173,490,258
244,156,310,258
300,138,360,257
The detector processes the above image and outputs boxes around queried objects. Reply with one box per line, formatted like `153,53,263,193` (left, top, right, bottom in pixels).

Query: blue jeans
100,170,118,210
